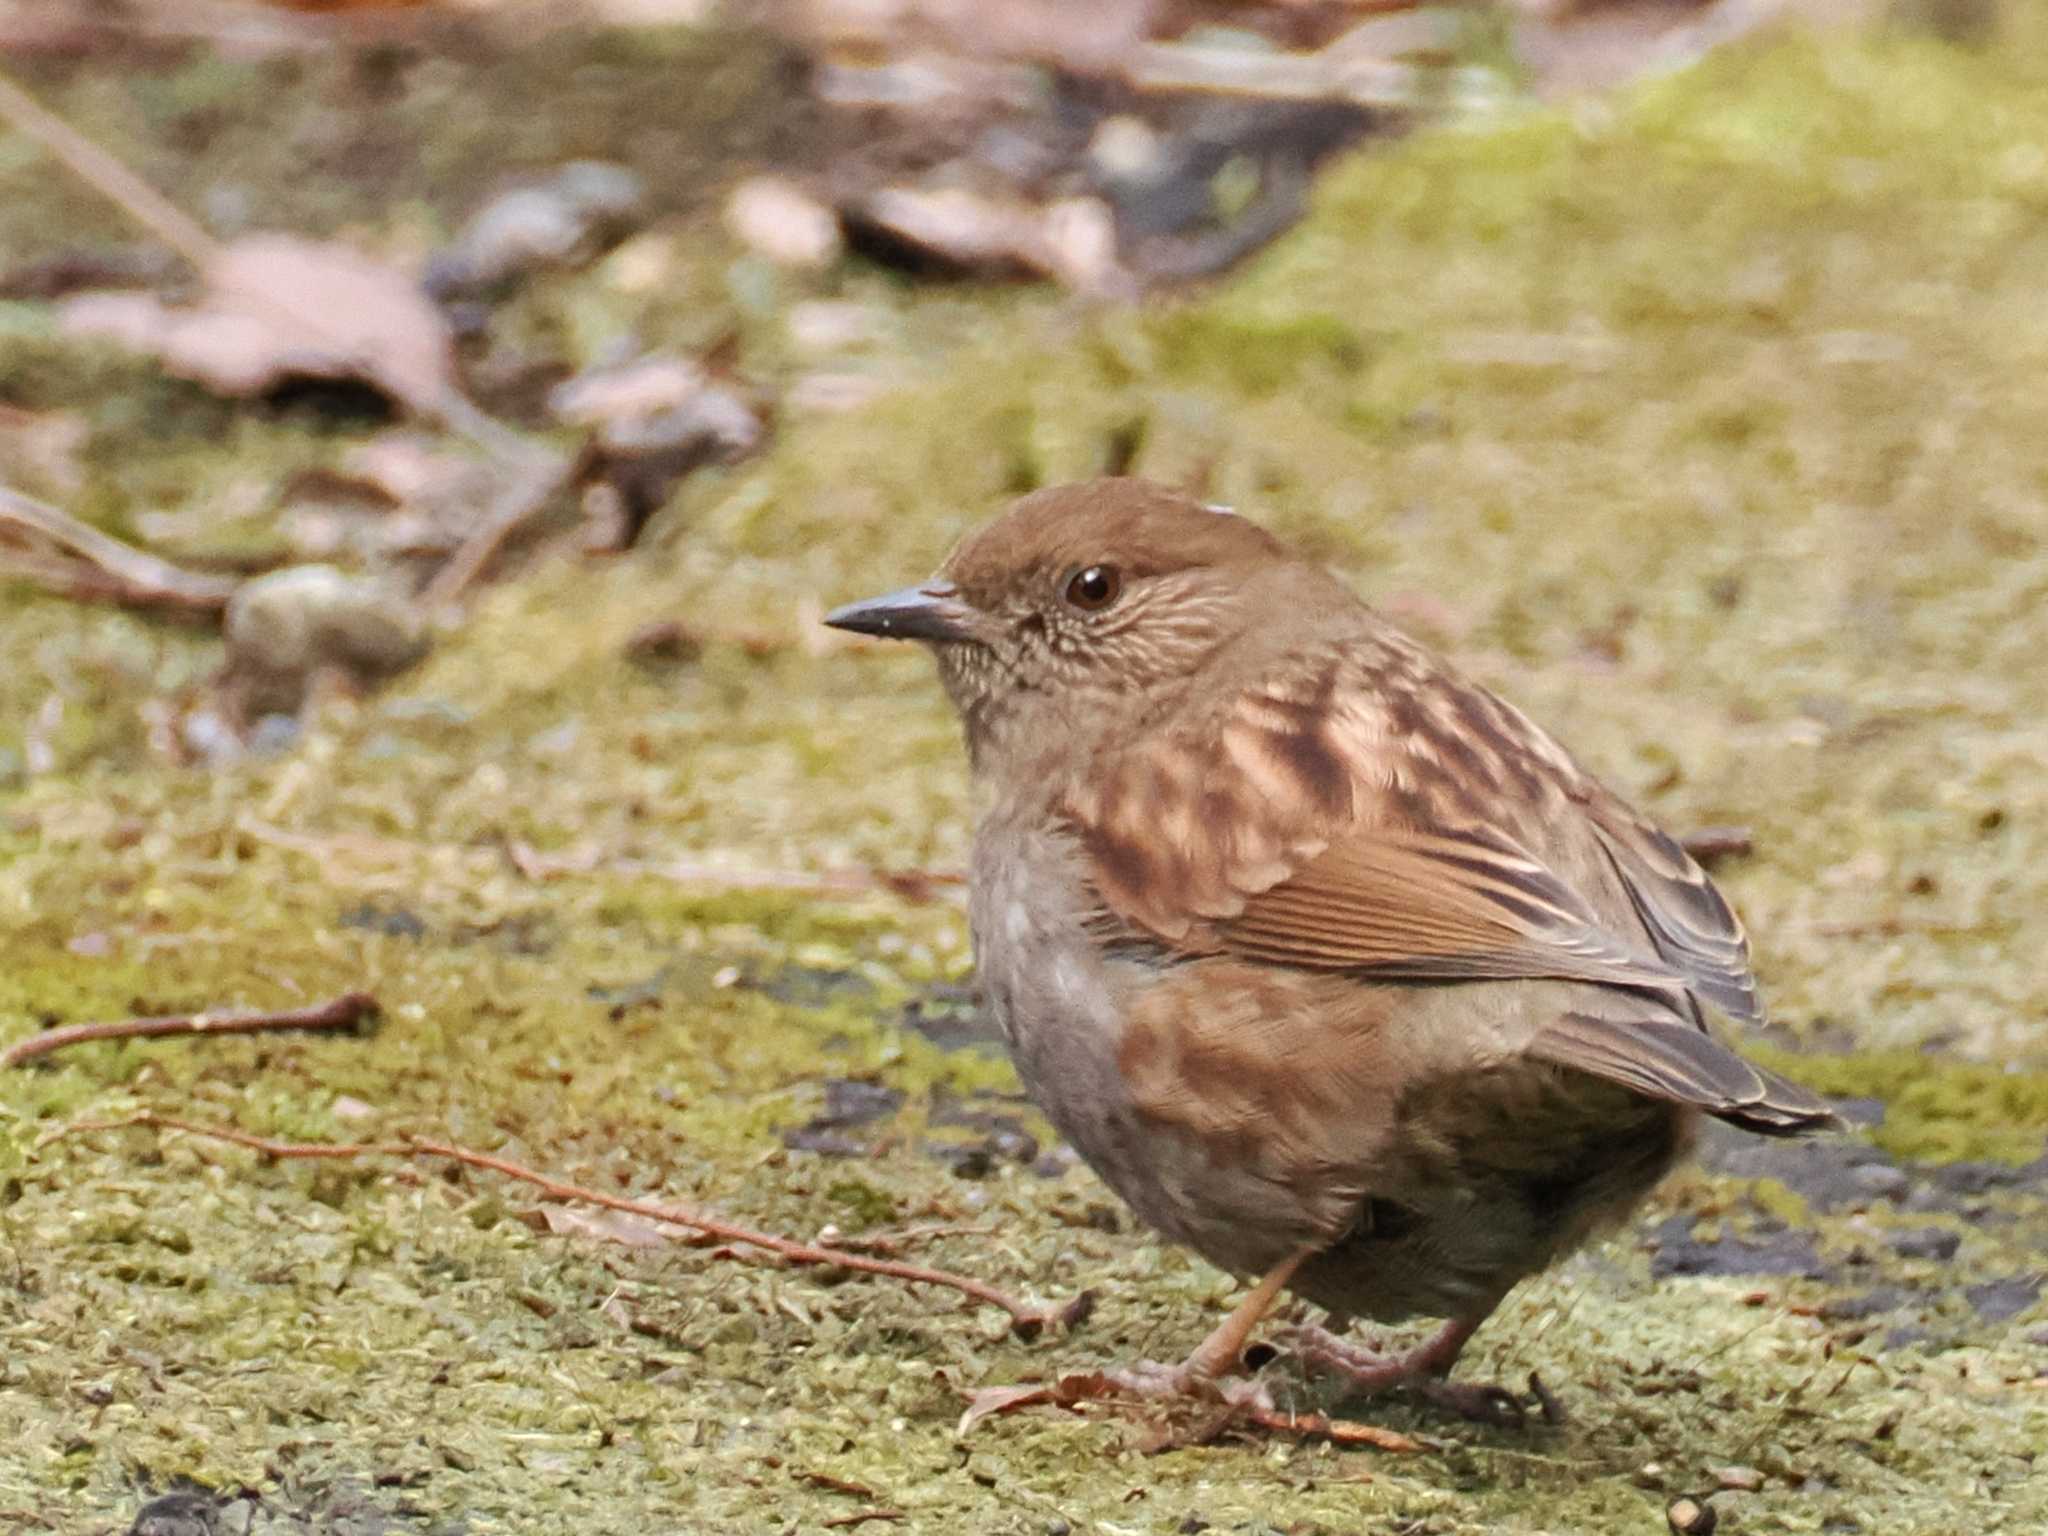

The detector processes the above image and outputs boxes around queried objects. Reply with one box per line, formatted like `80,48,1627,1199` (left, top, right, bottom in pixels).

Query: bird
824,477,1835,1417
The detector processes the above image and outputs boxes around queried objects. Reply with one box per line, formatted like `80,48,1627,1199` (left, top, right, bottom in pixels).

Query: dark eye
1063,564,1122,612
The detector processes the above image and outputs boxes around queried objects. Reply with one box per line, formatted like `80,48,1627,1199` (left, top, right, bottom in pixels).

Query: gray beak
823,581,977,644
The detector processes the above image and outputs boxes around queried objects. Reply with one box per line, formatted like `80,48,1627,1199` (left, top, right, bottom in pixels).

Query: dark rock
1929,1161,2031,1197
130,1493,217,1536
1695,1122,1906,1213
780,1127,871,1159
1848,1163,1910,1201
1885,1227,1961,1262
926,1141,996,1180
780,1078,906,1158
1965,1275,2042,1323
820,1079,905,1127
929,1089,1039,1164
903,985,1004,1054
1820,1287,1915,1321
750,965,875,1009
1649,1215,1828,1280
1883,1324,1960,1353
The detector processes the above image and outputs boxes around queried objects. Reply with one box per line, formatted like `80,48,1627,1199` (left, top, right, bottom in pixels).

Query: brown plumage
827,477,1834,1414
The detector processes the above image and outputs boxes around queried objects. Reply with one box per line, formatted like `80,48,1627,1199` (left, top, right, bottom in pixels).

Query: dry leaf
957,1372,1121,1435
62,233,457,417
538,1203,683,1249
852,186,1125,294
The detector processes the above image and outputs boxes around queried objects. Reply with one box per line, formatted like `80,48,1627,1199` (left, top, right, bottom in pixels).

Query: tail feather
1531,1011,1840,1138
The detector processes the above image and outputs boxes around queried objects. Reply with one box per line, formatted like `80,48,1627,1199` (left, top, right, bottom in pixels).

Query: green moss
6,16,2048,1536
1755,1047,2048,1164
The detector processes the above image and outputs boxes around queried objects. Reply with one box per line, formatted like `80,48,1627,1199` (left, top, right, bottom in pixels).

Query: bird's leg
1285,1313,1530,1425
1107,1252,1304,1403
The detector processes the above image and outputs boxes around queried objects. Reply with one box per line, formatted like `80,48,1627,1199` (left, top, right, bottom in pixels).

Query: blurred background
2,1,2045,1532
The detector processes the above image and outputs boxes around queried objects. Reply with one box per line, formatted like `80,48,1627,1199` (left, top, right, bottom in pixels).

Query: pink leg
1108,1253,1304,1406
1284,1315,1534,1425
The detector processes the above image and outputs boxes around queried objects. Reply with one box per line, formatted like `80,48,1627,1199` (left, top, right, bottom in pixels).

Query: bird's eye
1063,564,1122,612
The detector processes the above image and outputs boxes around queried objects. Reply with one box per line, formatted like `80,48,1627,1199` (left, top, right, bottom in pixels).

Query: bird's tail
1530,1011,1841,1137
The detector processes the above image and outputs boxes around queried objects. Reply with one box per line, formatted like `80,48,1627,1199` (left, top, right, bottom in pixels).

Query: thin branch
0,69,217,269
0,483,240,615
406,1136,1057,1334
1234,1403,1423,1452
48,1111,1062,1336
958,1370,1424,1452
3,992,377,1068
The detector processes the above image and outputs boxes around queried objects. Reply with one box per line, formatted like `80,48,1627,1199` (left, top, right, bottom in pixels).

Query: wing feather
1065,639,1777,1054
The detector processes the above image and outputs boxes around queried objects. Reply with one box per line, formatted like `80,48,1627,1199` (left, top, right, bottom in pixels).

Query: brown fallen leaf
849,186,1125,295
958,1373,1121,1436
536,1203,683,1250
62,233,458,417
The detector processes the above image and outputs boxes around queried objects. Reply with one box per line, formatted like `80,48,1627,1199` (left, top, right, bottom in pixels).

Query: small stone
726,176,842,269
1089,115,1166,183
225,564,428,709
428,161,644,296
549,354,707,427
1667,1497,1717,1535
1635,1461,1668,1489
1715,1465,1765,1492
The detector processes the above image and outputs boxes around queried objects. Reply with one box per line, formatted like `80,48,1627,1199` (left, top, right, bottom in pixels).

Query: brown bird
826,478,1834,1416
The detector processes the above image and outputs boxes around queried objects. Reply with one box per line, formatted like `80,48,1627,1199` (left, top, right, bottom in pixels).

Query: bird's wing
1067,641,1778,1018
1064,644,1836,1130
1577,794,1763,1026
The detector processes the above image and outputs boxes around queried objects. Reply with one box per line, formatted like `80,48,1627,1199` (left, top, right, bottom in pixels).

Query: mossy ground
4,15,2048,1535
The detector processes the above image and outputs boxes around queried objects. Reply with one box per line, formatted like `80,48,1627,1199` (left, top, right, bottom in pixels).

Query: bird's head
825,478,1336,770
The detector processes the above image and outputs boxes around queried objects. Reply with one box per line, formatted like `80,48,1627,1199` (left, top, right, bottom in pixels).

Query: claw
1279,1316,1552,1425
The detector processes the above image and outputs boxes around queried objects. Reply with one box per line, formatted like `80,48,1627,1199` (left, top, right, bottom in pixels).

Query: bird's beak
823,581,978,644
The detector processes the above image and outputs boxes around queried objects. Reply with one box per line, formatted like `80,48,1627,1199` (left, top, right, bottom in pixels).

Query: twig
420,451,579,606
1234,1403,1422,1452
3,991,377,1068
0,483,239,616
821,1512,904,1530
959,1370,1424,1452
0,70,215,269
49,1111,1061,1336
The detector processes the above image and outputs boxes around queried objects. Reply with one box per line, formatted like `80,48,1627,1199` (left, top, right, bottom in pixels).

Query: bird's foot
1280,1318,1534,1426
1096,1251,1305,1409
